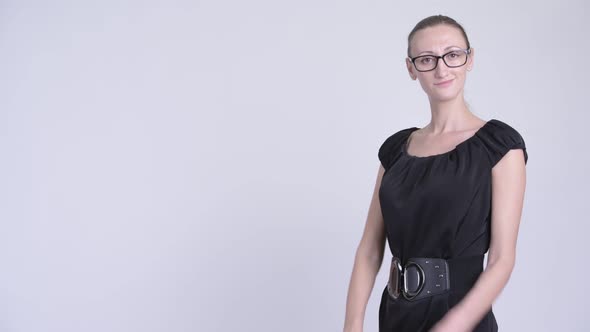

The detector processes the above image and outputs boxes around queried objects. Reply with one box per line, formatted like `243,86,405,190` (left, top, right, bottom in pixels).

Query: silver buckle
387,257,426,300
387,257,403,299
401,261,425,300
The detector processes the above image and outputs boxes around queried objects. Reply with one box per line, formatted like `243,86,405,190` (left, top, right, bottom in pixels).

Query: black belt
387,254,484,301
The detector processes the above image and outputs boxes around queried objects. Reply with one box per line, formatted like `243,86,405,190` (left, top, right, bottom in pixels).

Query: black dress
377,119,528,332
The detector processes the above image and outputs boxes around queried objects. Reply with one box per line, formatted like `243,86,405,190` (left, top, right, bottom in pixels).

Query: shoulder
378,127,416,169
478,119,529,167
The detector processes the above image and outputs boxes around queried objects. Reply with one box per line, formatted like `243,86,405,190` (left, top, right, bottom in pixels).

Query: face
406,24,475,103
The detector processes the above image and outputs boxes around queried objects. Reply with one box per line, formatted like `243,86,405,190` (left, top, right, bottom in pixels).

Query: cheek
455,73,468,87
416,75,437,92
416,77,431,92
446,69,467,87
454,69,468,80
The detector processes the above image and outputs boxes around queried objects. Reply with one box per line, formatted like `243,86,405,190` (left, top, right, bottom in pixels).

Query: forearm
343,252,383,331
447,257,515,330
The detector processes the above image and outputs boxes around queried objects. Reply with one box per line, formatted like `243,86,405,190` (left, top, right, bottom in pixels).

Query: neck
426,94,477,133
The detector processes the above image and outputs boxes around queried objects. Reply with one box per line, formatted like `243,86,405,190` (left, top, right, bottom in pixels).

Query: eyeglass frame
408,48,472,72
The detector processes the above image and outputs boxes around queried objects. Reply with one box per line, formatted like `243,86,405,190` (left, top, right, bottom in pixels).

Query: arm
430,148,527,332
343,164,388,332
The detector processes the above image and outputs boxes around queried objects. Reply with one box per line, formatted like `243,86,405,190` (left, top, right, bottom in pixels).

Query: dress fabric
377,119,528,332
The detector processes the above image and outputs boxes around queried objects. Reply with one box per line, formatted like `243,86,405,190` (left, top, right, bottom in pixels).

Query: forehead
411,25,466,55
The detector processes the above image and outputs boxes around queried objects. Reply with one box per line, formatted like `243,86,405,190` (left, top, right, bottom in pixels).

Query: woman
343,15,528,332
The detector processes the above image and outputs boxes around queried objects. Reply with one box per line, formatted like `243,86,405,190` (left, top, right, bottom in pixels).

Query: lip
435,79,454,86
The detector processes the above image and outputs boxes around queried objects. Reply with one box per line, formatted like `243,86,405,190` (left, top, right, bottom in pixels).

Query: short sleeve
378,134,396,169
378,128,413,169
479,119,528,167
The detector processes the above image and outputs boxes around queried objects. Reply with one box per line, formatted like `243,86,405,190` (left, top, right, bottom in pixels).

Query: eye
419,57,434,64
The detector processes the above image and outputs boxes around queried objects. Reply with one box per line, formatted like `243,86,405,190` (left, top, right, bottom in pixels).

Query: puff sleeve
378,129,412,170
378,134,395,169
480,119,528,167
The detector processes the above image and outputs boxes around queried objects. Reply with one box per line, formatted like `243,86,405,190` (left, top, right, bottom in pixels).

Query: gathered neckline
402,119,495,159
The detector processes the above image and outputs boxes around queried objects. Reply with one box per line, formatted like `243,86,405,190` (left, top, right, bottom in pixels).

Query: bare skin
342,164,387,332
343,24,527,332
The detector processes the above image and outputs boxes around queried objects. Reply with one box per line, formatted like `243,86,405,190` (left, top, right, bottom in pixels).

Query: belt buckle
387,257,426,300
401,260,426,300
387,257,403,299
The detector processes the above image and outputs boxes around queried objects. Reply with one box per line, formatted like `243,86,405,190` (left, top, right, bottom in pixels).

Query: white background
1,0,588,331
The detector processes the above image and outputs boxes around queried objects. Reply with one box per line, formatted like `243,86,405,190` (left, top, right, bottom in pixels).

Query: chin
427,89,461,102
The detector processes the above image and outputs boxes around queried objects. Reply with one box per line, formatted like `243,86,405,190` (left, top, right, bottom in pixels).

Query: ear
467,47,475,71
406,57,417,80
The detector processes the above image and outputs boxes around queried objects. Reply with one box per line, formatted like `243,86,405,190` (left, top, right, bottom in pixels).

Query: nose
434,57,449,77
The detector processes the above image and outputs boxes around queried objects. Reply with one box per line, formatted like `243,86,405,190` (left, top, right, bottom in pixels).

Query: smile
434,79,454,86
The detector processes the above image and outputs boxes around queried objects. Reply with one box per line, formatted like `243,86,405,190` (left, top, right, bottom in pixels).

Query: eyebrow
417,46,463,55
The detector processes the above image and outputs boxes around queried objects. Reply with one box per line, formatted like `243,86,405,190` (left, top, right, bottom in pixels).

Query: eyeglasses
409,48,471,72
